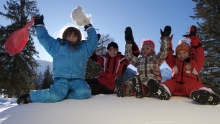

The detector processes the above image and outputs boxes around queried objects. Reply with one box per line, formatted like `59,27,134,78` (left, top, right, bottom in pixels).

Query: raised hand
125,27,134,44
160,25,171,37
71,6,91,26
183,25,197,37
33,15,44,26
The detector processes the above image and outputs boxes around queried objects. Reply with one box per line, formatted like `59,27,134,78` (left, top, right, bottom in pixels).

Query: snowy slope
1,95,220,124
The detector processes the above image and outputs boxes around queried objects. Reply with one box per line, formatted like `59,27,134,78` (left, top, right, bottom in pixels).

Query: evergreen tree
42,66,53,89
0,0,39,97
191,0,220,94
85,34,114,78
34,72,43,90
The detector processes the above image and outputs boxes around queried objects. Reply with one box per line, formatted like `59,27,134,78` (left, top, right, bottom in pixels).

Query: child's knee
74,89,91,99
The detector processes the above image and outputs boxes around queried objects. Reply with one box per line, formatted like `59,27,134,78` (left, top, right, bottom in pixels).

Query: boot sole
191,90,220,105
147,79,170,100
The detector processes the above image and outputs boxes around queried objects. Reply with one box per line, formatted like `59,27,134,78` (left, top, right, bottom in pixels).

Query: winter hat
141,39,155,50
175,39,191,54
107,42,118,49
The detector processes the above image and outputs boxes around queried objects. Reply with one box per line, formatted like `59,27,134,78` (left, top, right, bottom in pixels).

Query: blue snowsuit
30,26,98,103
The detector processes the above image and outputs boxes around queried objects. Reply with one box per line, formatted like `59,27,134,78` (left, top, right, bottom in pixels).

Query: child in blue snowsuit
16,15,98,104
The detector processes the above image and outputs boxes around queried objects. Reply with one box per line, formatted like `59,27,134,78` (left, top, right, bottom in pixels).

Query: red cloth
95,53,130,90
163,36,205,96
4,19,34,54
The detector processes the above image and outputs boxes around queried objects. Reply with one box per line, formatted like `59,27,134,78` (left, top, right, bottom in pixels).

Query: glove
183,25,197,37
125,27,134,44
84,23,93,31
71,6,91,26
160,25,171,37
33,15,44,26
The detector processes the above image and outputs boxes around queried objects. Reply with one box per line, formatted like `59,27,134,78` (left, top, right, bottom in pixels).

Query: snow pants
85,78,114,95
30,77,91,103
162,79,205,96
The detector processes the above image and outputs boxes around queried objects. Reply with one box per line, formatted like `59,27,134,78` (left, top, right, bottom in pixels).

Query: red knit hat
141,39,155,50
175,39,191,54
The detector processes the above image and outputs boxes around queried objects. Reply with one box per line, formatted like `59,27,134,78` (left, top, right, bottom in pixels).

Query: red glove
183,25,199,46
183,25,197,38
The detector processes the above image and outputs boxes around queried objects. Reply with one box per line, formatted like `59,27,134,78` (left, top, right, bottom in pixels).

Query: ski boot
132,76,143,98
147,79,170,100
115,76,124,97
17,94,32,104
190,90,220,105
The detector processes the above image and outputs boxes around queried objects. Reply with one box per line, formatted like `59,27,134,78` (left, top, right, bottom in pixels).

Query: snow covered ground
1,95,220,124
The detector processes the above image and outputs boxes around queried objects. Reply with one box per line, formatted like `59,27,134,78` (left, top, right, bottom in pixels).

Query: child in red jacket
147,25,220,105
85,41,139,97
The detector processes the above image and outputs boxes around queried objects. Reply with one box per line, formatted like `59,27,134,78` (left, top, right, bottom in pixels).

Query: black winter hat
107,42,118,49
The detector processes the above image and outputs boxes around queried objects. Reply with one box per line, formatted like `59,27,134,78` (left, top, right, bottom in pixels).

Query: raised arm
71,6,98,55
156,26,171,65
131,40,140,57
33,15,57,56
183,25,204,71
124,27,138,67
84,24,98,55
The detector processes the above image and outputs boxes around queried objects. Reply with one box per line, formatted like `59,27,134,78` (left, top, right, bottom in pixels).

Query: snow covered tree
191,0,220,94
0,0,39,97
41,66,53,89
85,34,114,78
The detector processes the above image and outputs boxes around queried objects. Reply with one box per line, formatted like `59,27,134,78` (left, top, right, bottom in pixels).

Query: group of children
16,7,220,105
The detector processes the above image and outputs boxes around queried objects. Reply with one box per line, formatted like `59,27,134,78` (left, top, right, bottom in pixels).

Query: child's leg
66,79,91,99
162,80,181,95
182,82,220,105
132,75,143,98
115,76,124,97
30,77,69,103
181,82,205,96
147,79,171,100
84,78,114,95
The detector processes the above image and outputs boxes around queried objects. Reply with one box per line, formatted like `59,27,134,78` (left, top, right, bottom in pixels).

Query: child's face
107,48,118,57
66,33,78,45
177,50,189,61
141,45,153,56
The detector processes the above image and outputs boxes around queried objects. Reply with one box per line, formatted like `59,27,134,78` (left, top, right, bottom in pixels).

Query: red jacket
90,41,140,90
92,52,129,90
166,36,204,83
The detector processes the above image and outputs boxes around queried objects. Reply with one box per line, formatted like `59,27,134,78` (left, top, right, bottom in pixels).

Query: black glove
33,15,44,26
125,27,134,44
84,24,92,31
160,26,171,37
183,25,197,37
97,34,101,41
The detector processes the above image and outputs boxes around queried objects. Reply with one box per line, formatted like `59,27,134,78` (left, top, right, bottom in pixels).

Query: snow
1,95,220,124
0,61,217,124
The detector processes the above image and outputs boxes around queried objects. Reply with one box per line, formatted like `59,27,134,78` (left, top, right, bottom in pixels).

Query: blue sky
0,0,198,71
